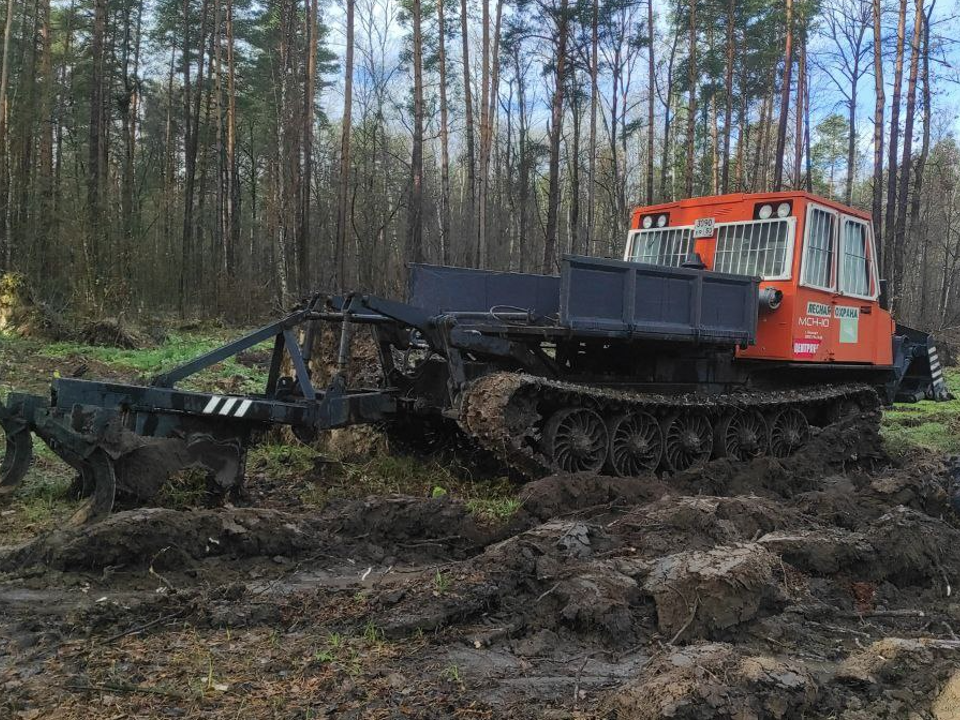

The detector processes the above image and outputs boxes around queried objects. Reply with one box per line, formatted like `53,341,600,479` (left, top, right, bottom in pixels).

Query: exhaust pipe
759,287,783,311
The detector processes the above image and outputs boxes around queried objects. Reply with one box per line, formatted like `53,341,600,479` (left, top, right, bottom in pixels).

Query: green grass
0,432,75,542
249,444,523,521
465,496,524,523
881,368,960,456
38,331,273,394
1,325,272,398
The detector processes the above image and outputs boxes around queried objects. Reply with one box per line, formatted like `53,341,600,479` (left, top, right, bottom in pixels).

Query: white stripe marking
218,398,238,415
235,399,253,418
931,362,941,372
203,396,222,414
929,346,938,355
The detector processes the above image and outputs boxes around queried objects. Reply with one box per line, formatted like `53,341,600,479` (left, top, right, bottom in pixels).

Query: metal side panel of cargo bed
559,255,759,345
408,263,561,318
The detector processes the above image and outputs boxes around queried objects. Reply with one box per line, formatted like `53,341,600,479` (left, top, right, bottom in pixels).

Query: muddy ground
3,413,960,718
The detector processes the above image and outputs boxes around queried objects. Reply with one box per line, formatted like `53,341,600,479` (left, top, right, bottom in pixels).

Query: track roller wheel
541,407,608,473
606,411,662,477
769,407,809,458
714,410,768,461
0,426,33,501
661,411,714,472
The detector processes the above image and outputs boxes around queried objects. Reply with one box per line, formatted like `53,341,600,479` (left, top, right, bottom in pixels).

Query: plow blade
893,325,952,402
1,393,121,524
0,419,33,500
68,449,117,525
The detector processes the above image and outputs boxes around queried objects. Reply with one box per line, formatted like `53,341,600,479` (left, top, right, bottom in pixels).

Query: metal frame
711,216,797,282
800,202,840,292
624,225,696,267
837,216,880,301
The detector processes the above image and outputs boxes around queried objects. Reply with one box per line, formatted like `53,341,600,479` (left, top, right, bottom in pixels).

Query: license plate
693,217,716,238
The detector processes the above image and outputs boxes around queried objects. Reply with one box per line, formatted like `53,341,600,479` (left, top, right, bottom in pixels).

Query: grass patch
465,496,524,523
1,325,270,397
882,368,960,456
285,450,522,520
247,441,324,481
38,331,272,394
0,434,75,543
156,467,212,509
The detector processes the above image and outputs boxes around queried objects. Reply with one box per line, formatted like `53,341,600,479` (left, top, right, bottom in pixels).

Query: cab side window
801,206,837,290
839,218,873,298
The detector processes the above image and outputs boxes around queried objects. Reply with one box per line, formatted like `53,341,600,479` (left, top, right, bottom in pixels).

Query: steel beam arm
151,310,310,388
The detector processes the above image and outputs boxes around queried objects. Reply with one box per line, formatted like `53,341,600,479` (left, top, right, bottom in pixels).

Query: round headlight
777,202,791,218
642,216,653,229
758,204,773,219
657,214,668,228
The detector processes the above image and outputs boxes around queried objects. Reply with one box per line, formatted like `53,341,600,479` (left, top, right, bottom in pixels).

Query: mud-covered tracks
458,373,880,479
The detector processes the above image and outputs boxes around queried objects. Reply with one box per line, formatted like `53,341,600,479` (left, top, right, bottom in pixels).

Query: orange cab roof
631,191,873,222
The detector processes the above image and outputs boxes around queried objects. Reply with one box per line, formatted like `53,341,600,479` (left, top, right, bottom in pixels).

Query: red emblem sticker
793,338,821,358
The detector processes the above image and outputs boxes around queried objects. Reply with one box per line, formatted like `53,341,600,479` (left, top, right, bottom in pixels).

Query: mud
3,421,960,718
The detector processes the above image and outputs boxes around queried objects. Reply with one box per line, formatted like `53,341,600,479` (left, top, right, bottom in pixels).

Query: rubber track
458,372,881,477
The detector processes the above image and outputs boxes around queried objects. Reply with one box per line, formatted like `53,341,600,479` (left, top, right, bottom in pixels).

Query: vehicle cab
624,192,894,366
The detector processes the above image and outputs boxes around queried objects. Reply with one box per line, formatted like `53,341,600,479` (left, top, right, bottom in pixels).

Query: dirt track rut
3,414,960,718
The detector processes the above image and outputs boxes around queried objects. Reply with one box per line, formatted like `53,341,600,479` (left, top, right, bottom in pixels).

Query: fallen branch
60,682,185,699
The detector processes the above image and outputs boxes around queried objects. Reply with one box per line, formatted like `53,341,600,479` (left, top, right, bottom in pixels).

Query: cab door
831,214,886,364
796,204,886,364
794,202,840,362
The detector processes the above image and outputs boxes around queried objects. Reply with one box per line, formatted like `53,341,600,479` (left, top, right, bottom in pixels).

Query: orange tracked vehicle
0,191,949,522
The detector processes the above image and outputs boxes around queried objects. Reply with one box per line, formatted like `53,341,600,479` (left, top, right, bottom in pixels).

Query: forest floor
2,328,960,718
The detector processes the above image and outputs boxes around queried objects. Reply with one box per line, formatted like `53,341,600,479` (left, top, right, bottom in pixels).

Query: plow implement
0,294,396,523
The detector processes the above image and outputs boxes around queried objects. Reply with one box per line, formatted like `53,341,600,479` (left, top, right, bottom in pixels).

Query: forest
0,0,954,329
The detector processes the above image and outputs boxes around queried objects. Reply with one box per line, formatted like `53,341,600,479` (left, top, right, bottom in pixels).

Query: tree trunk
845,50,859,205
0,0,14,269
225,0,238,279
684,0,696,197
911,1,932,317
646,0,656,202
793,33,805,188
37,0,53,276
892,0,924,309
180,0,211,315
542,0,569,272
88,0,107,289
587,0,599,249
871,0,884,256
660,28,679,201
406,0,424,266
477,0,502,268
720,0,735,194
883,0,908,284
336,0,354,288
515,45,529,273
300,0,319,292
804,74,811,190
437,0,451,265
569,69,581,255
773,0,793,191
460,0,476,256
